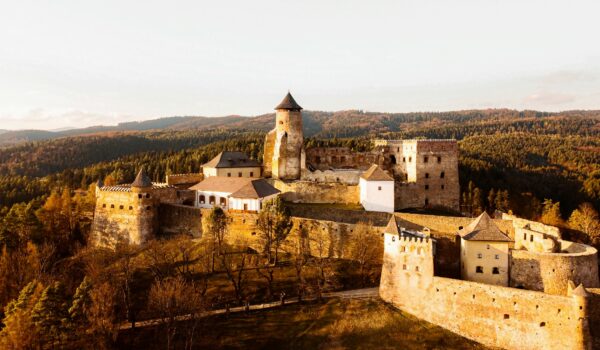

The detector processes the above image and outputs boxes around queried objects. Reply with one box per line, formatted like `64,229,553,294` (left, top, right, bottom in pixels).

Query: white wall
195,190,231,209
359,178,394,213
202,167,261,178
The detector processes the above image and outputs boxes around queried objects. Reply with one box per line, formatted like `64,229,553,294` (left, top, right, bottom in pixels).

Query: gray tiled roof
202,151,261,169
361,164,394,181
275,92,302,110
189,177,279,199
132,168,152,188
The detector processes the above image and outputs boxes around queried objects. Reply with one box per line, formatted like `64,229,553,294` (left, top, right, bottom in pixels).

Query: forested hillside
0,109,599,221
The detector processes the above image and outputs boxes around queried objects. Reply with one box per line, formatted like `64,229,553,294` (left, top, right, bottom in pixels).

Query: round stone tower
264,92,304,180
130,167,157,244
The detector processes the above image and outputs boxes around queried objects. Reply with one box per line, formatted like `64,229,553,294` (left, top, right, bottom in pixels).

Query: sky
1,0,599,130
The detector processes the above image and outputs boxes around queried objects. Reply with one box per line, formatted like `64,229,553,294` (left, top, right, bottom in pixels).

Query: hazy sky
1,0,599,130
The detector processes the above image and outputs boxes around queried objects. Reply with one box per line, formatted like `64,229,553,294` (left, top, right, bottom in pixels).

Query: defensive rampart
270,180,360,204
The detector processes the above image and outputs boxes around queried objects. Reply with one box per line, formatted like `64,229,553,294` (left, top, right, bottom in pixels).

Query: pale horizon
1,0,600,130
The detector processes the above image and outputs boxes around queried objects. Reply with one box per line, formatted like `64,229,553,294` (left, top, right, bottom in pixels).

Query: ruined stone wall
301,168,362,185
304,147,389,171
270,180,360,204
510,243,600,295
588,289,600,349
262,130,275,178
380,260,593,350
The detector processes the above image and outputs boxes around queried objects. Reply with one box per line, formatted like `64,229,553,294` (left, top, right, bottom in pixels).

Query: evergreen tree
31,281,70,348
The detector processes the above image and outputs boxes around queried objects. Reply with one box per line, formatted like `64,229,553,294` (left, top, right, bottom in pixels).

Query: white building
459,212,513,286
359,164,395,213
189,176,279,212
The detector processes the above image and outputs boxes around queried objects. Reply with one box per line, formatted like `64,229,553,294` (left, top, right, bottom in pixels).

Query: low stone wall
158,203,202,238
394,213,514,237
510,243,599,295
380,273,592,350
288,204,390,226
165,173,204,187
270,180,360,204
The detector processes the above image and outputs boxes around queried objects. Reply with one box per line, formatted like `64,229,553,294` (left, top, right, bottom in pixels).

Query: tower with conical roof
263,92,304,180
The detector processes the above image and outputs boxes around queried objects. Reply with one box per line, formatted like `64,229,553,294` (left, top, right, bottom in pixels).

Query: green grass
118,298,488,350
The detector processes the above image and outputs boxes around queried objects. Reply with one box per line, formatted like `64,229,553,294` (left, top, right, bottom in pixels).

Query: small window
476,266,483,273
504,314,510,320
437,156,442,163
340,156,345,163
492,267,500,274
238,172,242,177
409,157,412,162
495,254,500,259
424,198,429,206
402,157,406,162
102,204,106,208
441,185,445,190
250,172,254,177
402,264,407,270
392,236,396,242
440,171,445,178
425,185,429,190
539,322,545,327
220,197,227,206
378,186,382,191
486,244,490,249
199,195,205,204
227,173,231,177
400,246,405,252
415,266,420,272
530,235,534,242
209,196,216,204
243,203,248,211
146,206,151,210
129,206,133,210
424,156,428,163
425,173,429,179
477,253,483,259
110,204,115,209
523,233,527,240
138,194,142,199
279,121,283,125
146,193,150,198
251,232,256,236
119,205,124,209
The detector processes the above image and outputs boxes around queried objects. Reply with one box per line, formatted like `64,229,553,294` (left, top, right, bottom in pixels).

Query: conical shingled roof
132,168,152,188
459,212,512,242
385,215,401,235
361,164,394,181
275,92,302,110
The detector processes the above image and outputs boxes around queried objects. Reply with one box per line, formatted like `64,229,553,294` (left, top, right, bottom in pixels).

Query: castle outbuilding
263,92,304,180
458,212,512,286
202,151,262,178
189,176,279,212
359,164,395,213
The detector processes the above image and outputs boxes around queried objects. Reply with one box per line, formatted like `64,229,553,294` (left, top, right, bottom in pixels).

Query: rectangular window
227,173,231,177
238,172,242,177
403,157,406,162
441,185,445,190
425,185,429,190
530,235,534,242
476,266,483,273
402,264,407,270
250,172,254,177
437,156,442,163
486,244,490,249
477,253,483,259
495,254,500,260
378,186,382,191
415,266,420,272
424,156,428,163
492,267,500,274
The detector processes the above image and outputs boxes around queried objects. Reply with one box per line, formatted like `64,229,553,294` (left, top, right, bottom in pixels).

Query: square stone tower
263,92,304,180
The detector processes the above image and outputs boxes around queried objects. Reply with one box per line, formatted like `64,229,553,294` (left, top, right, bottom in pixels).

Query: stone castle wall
304,147,389,171
380,234,594,350
165,173,204,187
301,168,362,185
510,246,600,295
158,203,203,237
270,180,360,205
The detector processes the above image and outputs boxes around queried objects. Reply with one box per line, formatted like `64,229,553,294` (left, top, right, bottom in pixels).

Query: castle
90,92,600,349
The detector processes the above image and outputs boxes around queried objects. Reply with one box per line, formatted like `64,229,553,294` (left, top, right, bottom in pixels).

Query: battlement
99,182,174,193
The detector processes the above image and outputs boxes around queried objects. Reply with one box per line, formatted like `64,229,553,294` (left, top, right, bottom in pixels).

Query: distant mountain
0,129,7,135
2,109,600,147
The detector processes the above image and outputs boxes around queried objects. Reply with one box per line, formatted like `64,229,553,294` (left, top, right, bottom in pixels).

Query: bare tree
148,276,205,350
568,202,600,245
309,227,336,301
256,197,292,264
219,249,250,305
347,222,383,286
87,281,119,350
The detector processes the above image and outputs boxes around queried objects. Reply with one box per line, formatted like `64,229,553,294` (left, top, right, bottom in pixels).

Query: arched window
220,197,227,206
199,195,205,204
390,155,396,164
425,173,429,178
209,196,216,204
492,267,500,274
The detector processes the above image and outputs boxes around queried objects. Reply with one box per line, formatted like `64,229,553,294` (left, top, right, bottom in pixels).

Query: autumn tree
568,203,600,245
0,281,44,350
87,281,119,350
31,281,70,348
205,206,228,258
541,199,563,227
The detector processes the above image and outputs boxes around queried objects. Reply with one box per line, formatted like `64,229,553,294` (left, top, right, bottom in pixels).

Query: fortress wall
165,173,204,187
271,180,360,204
503,213,561,239
588,289,600,349
287,204,390,226
92,190,158,246
393,213,514,236
301,169,362,185
158,204,202,238
380,270,591,349
510,244,600,295
304,147,388,171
